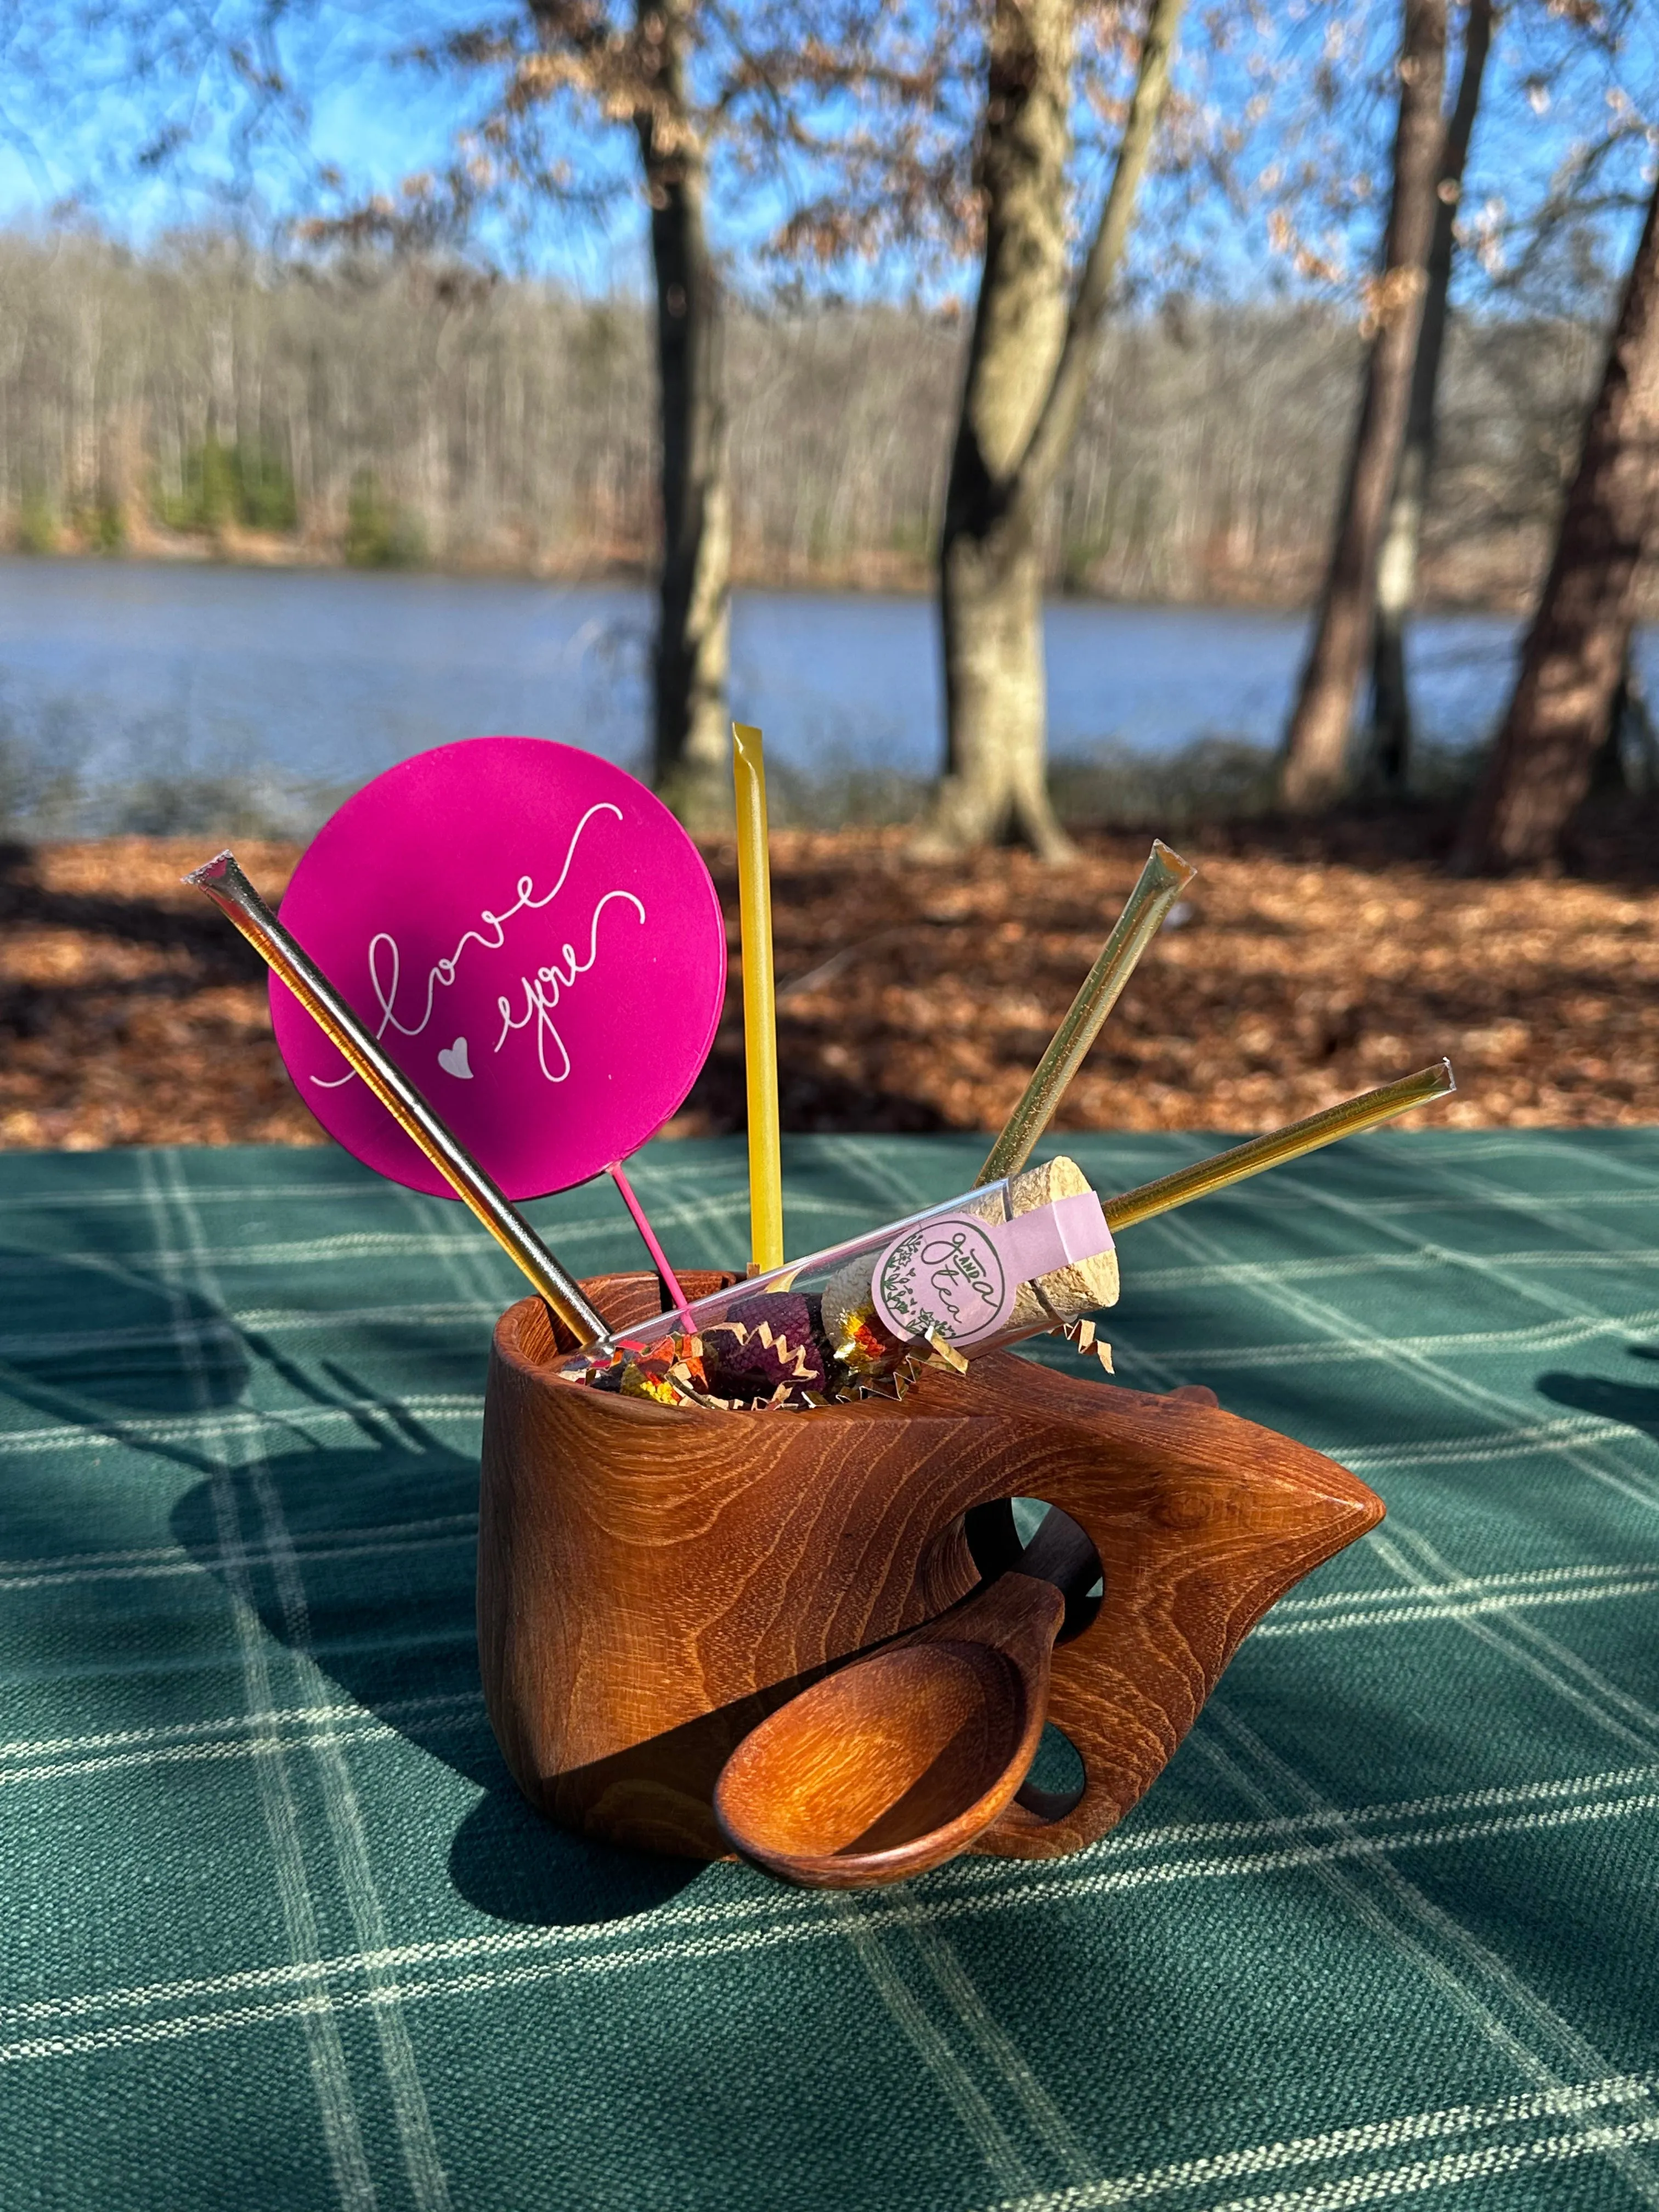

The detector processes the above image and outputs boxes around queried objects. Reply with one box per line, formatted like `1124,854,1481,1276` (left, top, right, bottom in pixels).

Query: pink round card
270,737,727,1199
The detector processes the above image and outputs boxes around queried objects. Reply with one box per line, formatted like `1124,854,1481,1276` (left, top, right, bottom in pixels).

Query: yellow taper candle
732,721,785,1272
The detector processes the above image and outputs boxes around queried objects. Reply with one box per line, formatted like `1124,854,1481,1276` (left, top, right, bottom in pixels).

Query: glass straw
1102,1060,1456,1233
732,722,785,1272
582,1062,1457,1367
977,839,1197,1186
184,850,607,1346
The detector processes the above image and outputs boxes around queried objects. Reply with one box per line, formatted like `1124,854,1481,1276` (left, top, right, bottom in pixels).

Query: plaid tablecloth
4,1128,1658,2211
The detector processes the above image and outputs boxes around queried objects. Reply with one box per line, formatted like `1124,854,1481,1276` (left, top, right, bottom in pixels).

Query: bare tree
1278,0,1448,812
0,0,895,830
366,1,764,826
912,0,1186,859
1454,164,1659,871
431,2,1004,824
1368,0,1496,786
629,1,730,824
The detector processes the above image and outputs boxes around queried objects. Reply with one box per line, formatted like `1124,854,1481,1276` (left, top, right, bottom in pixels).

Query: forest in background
0,227,1611,612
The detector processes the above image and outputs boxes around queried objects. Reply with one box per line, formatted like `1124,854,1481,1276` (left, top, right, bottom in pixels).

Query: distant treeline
0,229,1607,608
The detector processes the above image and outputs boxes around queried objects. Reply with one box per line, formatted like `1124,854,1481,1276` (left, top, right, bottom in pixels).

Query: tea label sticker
270,736,727,1200
871,1189,1114,1349
872,1214,1018,1348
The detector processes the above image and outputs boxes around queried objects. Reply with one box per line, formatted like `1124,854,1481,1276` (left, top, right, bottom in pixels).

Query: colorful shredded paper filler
553,1290,1111,1412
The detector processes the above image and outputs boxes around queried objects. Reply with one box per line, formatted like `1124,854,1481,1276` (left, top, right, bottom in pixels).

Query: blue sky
0,1,1652,311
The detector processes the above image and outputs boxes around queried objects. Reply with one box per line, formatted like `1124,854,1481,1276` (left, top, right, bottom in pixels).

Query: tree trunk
1588,646,1638,794
923,0,1074,860
1278,0,1448,813
1454,169,1659,872
935,526,1061,855
636,0,732,831
917,0,1185,860
1369,0,1493,788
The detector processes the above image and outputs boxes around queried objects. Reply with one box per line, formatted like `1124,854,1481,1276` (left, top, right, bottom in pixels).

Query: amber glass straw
977,839,1197,1187
732,722,785,1272
184,850,607,1345
1102,1060,1456,1233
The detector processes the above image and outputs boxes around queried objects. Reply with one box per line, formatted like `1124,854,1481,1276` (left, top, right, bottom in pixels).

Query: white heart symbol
437,1037,472,1081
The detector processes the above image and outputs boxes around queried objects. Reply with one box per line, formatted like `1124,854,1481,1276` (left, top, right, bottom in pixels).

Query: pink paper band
870,1189,1114,1349
994,1191,1111,1282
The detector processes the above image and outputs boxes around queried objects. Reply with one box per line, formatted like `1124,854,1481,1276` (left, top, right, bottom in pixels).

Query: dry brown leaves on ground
0,822,1654,1153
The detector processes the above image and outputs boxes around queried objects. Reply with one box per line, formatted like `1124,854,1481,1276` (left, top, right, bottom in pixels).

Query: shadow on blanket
0,1269,706,1931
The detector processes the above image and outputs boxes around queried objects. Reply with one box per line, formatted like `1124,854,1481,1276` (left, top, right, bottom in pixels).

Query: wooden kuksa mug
478,1272,1383,1874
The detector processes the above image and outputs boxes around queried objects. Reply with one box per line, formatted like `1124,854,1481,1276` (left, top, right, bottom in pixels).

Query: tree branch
1014,0,1187,515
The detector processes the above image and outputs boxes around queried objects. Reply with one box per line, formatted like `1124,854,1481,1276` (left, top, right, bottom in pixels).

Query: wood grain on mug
477,1272,1383,1870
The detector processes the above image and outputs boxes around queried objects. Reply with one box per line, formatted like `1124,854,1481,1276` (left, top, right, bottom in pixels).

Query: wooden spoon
714,1569,1067,1889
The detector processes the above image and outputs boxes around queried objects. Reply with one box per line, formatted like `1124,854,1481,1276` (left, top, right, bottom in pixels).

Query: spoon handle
910,1569,1065,1666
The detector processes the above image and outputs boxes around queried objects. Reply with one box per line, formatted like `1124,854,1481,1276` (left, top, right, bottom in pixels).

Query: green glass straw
977,839,1198,1187
1102,1060,1456,1233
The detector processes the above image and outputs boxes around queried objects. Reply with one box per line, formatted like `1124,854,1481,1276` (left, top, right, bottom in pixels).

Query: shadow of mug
168,1417,703,1927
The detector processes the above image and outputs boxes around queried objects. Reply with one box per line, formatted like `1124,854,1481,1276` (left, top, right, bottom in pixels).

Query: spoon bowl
715,1572,1065,1888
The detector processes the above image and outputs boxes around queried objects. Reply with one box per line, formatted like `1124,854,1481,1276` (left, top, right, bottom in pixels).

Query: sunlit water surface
1,557,1645,832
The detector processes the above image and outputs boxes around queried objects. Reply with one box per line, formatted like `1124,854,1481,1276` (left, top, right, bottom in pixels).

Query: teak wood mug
477,1272,1383,1882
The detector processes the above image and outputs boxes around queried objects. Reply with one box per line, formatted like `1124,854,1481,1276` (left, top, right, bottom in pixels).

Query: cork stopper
1005,1154,1119,1326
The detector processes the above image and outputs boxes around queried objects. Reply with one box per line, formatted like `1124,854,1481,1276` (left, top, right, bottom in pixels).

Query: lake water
0,556,1642,833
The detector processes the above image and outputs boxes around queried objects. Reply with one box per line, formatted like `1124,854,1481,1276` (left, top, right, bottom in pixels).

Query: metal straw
1101,1060,1457,1233
185,850,607,1345
976,839,1198,1186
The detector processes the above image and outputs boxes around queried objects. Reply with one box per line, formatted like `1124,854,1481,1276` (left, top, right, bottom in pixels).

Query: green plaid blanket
4,1130,1658,2211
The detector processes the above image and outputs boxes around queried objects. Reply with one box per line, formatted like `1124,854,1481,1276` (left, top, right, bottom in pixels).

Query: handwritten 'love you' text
309,800,645,1090
493,888,645,1081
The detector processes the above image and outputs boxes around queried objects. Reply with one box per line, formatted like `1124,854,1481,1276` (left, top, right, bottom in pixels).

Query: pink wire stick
606,1160,695,1330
